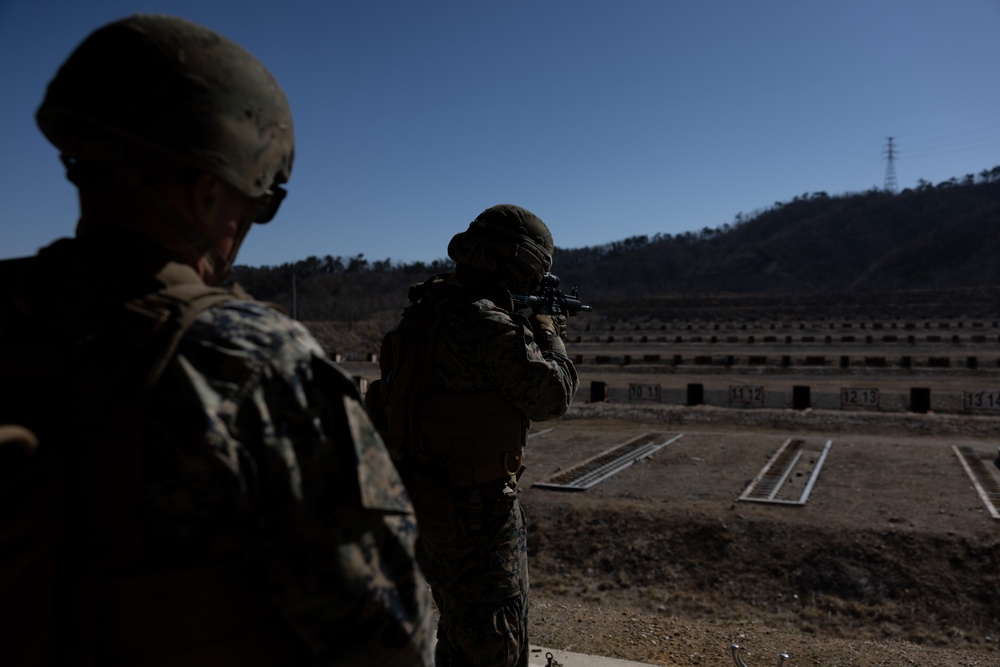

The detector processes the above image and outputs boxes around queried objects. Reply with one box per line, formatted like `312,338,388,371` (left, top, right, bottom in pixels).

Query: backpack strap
125,262,248,389
97,262,247,567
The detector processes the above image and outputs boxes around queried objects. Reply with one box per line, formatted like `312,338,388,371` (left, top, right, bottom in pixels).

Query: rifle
510,273,593,317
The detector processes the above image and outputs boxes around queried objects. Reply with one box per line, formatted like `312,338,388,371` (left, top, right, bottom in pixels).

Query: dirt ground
333,318,999,667
519,406,999,667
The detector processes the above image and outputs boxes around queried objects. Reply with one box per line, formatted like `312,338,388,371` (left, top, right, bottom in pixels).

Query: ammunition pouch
418,391,526,487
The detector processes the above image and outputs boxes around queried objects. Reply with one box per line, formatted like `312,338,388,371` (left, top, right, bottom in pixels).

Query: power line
902,119,1000,148
903,134,1000,159
894,118,1000,159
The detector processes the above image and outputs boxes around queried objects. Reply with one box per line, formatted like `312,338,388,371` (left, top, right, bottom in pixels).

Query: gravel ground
520,405,1000,667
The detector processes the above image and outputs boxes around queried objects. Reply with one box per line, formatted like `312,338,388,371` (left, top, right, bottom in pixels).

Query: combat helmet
36,14,294,200
35,15,294,280
448,204,553,292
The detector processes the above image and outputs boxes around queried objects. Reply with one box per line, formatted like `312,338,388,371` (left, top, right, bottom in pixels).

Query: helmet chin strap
218,217,256,283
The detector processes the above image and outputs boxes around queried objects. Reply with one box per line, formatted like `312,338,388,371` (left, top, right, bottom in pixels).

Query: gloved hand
528,313,568,343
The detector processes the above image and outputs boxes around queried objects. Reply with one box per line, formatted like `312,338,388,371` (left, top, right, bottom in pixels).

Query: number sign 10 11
629,383,661,402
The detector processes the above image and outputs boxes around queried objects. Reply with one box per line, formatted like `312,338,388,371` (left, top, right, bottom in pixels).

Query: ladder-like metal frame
533,433,683,491
953,445,1000,520
738,438,832,505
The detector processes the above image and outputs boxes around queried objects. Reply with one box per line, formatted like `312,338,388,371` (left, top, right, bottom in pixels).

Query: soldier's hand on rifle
529,313,568,344
550,313,568,340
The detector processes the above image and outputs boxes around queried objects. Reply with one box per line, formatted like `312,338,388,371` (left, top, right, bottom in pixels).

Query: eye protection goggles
250,184,287,224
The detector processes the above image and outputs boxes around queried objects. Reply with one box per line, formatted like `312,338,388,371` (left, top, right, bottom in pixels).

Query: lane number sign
964,390,1000,411
840,388,880,408
729,385,764,405
629,383,661,402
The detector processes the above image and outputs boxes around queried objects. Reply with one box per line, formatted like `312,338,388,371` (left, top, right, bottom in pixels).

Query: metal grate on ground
738,438,832,505
953,445,1000,520
532,432,683,491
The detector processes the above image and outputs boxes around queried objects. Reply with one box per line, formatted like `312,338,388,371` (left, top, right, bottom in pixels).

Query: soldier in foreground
368,204,580,666
0,15,432,666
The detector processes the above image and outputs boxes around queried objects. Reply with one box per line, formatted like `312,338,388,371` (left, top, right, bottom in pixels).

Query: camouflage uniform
1,14,434,665
0,233,434,666
381,271,579,667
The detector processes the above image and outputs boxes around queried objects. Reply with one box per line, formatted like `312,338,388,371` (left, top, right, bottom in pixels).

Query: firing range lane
518,417,999,536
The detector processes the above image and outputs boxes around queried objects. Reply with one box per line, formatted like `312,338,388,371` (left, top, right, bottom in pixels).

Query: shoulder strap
88,262,248,565
127,262,247,389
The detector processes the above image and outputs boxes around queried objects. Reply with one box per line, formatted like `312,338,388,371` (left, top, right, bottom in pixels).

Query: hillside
552,174,1000,302
231,169,1000,339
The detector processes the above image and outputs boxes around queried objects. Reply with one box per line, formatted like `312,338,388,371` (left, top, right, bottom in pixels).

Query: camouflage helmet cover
448,204,553,290
36,14,294,198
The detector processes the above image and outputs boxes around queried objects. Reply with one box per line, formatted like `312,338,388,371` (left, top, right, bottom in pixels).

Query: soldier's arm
167,304,433,666
246,351,434,666
480,309,580,422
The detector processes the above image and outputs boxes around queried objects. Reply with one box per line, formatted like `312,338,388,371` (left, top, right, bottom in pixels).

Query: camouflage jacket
391,272,579,429
0,235,433,666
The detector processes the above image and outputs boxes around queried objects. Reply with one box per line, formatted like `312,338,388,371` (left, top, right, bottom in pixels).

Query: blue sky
2,1,999,268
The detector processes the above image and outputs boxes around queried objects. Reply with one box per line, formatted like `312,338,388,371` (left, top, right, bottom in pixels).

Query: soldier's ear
188,173,226,229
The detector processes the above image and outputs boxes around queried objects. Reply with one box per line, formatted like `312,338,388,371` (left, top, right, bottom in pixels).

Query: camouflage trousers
410,477,529,667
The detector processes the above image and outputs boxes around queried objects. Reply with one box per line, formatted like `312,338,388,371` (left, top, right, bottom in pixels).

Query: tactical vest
370,276,527,487
0,246,306,666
